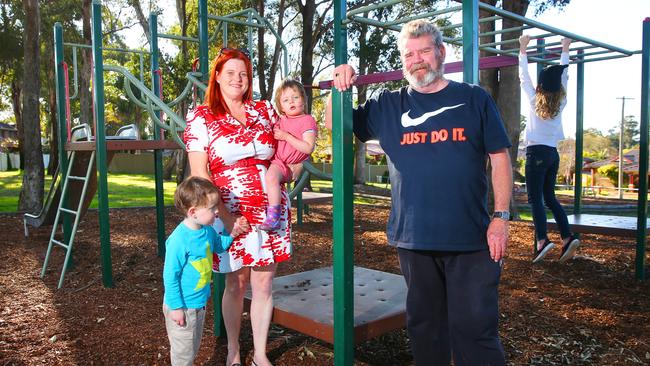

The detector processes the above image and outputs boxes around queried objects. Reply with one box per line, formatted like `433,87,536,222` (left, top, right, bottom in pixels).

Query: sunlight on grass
0,171,176,212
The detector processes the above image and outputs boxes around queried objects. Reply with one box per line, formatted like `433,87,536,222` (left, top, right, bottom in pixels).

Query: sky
123,0,649,137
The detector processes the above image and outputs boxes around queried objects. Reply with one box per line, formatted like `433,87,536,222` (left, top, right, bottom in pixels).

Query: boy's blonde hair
534,87,566,120
273,78,308,115
174,176,220,215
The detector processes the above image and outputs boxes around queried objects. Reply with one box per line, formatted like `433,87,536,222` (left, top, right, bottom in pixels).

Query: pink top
274,114,318,164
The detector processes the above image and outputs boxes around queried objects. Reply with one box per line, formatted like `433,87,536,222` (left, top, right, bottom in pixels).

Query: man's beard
403,62,444,88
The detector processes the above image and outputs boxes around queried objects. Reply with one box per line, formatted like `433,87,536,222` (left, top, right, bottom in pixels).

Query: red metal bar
62,62,72,141
317,55,518,89
154,69,165,139
192,58,200,106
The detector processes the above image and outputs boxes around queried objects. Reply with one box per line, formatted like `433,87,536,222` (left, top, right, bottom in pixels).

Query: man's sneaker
559,235,580,262
533,239,555,263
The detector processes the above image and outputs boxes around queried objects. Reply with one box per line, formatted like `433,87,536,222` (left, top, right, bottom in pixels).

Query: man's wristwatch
492,211,510,221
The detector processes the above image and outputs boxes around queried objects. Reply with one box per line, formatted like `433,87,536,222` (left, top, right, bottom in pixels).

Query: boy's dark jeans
525,144,571,242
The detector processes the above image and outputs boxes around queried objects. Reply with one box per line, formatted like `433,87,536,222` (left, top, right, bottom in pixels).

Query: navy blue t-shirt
353,81,511,251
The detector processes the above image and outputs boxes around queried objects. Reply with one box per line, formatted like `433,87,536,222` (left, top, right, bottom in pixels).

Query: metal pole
198,0,209,88
617,96,634,199
333,0,354,364
636,17,649,281
91,0,113,288
574,50,584,214
462,0,479,84
150,13,166,259
54,23,73,258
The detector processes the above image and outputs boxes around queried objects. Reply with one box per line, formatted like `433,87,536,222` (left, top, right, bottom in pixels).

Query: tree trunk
479,0,528,217
128,0,151,43
19,0,44,213
299,0,316,112
10,78,22,154
256,0,268,100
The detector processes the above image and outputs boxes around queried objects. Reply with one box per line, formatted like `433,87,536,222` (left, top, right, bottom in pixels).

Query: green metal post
91,0,113,288
635,18,649,281
54,23,73,267
333,0,354,364
199,0,226,337
198,0,209,86
296,190,303,225
150,13,166,258
462,0,479,84
574,50,584,214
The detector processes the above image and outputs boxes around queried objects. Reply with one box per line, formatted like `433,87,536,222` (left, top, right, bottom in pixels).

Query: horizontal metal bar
350,16,400,31
440,15,501,32
450,25,532,43
52,239,69,249
381,6,463,27
346,0,403,19
64,42,149,55
60,207,78,215
158,33,199,43
207,14,265,28
477,2,635,56
67,175,87,181
318,55,518,89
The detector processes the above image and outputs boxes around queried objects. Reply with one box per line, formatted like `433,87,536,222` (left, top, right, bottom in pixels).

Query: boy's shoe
532,239,555,263
559,235,580,262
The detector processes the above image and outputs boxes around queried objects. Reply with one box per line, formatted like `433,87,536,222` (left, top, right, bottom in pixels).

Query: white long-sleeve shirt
519,51,569,148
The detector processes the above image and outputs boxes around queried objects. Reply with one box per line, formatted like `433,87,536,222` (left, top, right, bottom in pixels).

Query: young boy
162,176,246,366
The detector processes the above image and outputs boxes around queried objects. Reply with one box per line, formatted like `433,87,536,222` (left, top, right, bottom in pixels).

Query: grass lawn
0,171,176,213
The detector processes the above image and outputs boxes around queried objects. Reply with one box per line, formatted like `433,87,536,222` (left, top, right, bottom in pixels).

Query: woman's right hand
230,216,250,237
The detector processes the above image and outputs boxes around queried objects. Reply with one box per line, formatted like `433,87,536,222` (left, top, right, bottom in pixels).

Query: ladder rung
68,175,87,181
52,239,69,249
59,207,78,215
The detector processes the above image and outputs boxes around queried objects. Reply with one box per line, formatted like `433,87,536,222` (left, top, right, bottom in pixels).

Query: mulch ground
1,189,649,365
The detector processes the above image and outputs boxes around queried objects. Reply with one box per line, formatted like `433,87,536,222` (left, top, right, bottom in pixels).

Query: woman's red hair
204,49,253,116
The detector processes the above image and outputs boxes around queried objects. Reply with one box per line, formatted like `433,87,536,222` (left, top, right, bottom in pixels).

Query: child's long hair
534,86,566,120
273,78,308,115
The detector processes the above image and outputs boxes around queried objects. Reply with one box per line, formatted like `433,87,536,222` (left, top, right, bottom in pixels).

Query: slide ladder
40,150,96,288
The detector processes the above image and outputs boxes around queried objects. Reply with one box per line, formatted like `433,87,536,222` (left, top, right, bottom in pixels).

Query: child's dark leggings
525,144,571,241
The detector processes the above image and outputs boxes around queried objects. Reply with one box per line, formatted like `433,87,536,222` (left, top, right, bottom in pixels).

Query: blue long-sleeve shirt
163,222,233,309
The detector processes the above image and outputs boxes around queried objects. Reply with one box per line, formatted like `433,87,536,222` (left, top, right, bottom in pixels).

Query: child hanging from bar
259,79,318,231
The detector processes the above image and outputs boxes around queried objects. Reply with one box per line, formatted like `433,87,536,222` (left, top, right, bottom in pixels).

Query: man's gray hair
397,19,443,55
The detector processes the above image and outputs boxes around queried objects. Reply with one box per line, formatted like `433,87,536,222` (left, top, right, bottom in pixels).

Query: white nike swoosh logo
400,103,465,127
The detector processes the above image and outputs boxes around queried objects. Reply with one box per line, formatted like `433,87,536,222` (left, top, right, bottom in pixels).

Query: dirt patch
1,198,649,365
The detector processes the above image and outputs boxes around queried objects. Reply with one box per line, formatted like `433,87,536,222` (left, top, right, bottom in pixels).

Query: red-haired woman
184,48,290,366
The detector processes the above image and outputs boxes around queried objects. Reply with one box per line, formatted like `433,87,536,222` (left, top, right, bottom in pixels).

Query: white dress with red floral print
184,101,291,273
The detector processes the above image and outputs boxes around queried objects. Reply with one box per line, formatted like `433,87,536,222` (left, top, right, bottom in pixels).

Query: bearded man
325,19,513,366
